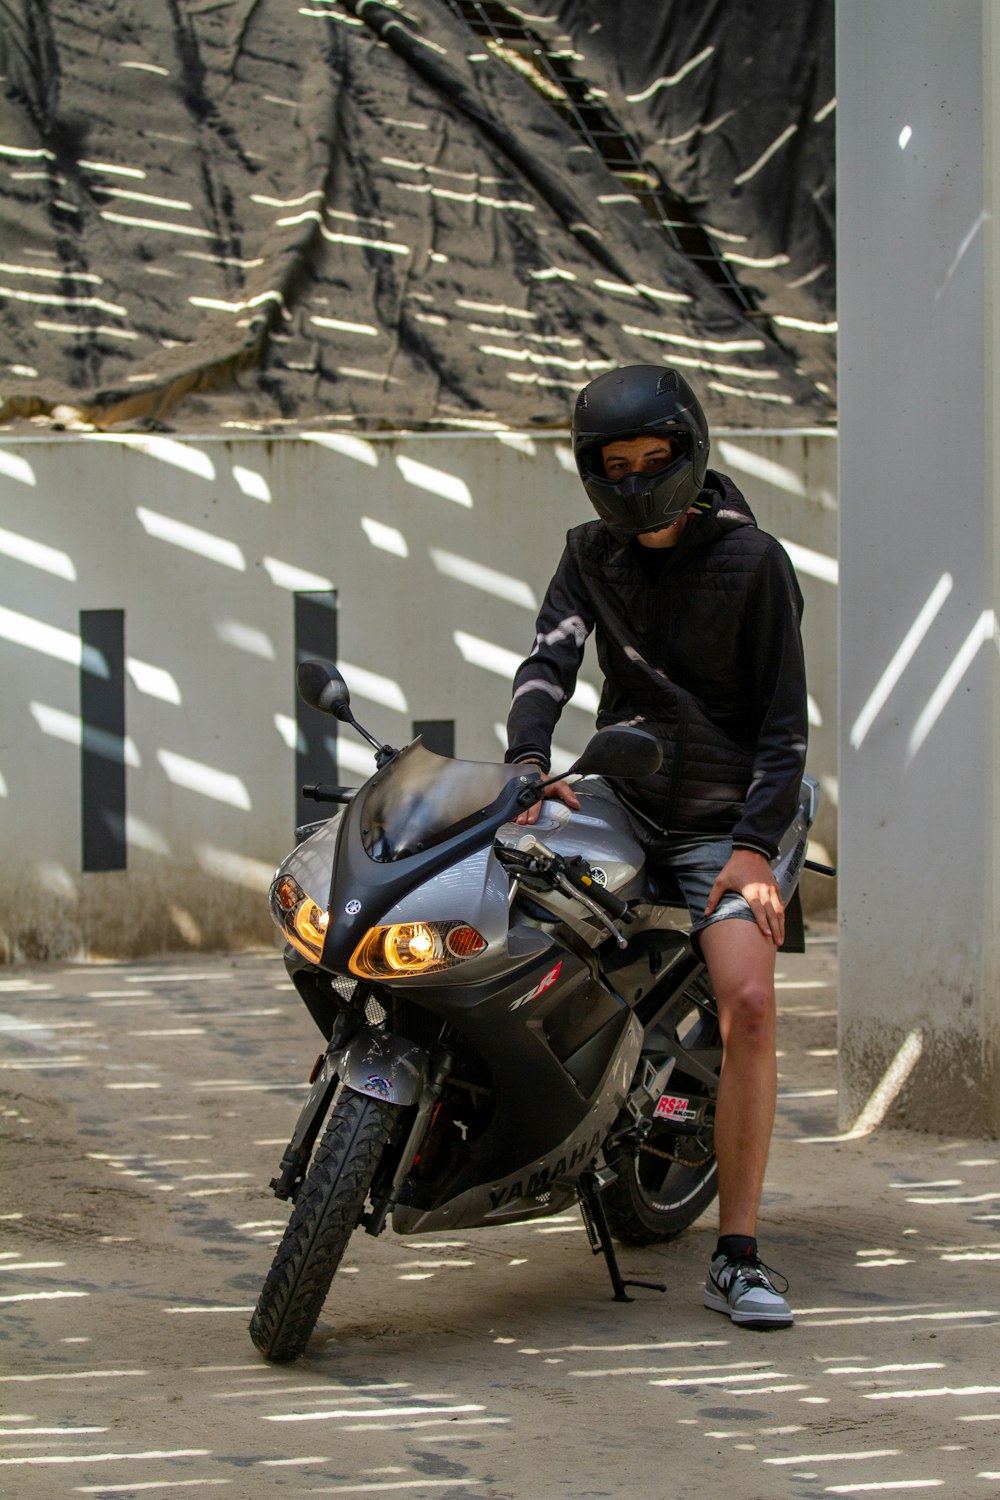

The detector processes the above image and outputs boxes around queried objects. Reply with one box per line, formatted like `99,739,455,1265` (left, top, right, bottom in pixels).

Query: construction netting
0,0,835,433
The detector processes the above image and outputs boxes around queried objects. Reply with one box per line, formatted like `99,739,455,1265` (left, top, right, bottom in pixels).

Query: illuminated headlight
270,874,329,962
349,921,487,979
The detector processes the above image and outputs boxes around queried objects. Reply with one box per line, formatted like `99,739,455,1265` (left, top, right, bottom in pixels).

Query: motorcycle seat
641,869,688,910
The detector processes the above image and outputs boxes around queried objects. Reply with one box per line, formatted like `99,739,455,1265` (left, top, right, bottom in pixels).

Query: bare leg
697,918,778,1238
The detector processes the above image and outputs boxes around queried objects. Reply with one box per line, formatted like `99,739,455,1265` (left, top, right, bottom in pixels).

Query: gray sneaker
704,1251,793,1328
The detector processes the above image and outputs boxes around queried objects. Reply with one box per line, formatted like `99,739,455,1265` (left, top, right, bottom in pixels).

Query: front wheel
249,1086,398,1362
603,972,722,1245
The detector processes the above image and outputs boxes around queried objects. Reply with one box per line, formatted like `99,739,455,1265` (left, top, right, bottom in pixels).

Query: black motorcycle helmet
572,364,710,537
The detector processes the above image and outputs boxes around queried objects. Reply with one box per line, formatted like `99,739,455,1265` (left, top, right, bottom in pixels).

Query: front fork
362,1048,452,1236
269,1011,358,1201
268,1010,451,1225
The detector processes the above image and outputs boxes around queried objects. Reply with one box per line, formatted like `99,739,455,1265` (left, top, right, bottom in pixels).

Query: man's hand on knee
704,850,785,946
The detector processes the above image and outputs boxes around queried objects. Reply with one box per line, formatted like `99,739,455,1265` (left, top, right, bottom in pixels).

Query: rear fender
338,1028,431,1106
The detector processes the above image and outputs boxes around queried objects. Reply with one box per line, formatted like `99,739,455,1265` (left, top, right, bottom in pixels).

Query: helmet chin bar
581,456,698,537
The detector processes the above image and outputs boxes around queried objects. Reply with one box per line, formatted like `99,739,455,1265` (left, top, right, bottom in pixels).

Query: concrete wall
0,428,836,961
838,0,1000,1133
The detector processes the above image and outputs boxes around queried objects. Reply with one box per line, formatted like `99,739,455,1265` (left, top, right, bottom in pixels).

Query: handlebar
301,784,358,804
561,855,631,921
500,834,633,945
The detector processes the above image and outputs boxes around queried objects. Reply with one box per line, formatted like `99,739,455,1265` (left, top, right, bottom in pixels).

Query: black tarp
0,0,835,433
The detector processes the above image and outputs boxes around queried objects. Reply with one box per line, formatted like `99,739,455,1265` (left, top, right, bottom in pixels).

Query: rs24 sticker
654,1093,697,1122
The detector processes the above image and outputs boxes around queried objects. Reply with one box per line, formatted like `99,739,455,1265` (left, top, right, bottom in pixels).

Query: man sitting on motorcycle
506,364,808,1329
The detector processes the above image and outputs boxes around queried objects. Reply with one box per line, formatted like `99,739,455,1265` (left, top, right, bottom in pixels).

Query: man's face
599,433,687,548
600,433,676,480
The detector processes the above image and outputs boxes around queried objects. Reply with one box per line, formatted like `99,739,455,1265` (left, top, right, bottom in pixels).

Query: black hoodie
504,472,808,860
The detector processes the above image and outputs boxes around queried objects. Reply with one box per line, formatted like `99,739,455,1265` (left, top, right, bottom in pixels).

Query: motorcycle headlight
349,921,487,979
270,874,329,962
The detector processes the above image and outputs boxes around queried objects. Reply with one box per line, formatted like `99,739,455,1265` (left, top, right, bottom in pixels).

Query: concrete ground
1,925,998,1500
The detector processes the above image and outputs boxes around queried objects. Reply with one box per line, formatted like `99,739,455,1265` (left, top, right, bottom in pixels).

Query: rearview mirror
296,660,353,721
568,726,662,780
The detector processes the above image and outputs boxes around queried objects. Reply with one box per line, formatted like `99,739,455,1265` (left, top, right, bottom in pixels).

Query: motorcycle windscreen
360,739,526,862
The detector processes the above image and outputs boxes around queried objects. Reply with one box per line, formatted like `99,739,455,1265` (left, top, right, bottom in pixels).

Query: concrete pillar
837,0,1000,1133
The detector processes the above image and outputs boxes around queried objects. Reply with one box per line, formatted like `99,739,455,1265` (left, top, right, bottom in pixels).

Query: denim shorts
648,834,758,936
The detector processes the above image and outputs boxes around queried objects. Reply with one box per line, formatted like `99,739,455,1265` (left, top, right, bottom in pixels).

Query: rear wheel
603,973,721,1245
249,1086,398,1362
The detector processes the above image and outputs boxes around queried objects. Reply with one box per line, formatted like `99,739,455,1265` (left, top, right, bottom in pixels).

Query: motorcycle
249,659,823,1362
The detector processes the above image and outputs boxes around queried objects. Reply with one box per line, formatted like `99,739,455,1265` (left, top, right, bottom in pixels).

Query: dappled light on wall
395,456,473,508
30,701,141,767
0,525,76,579
215,620,276,659
136,508,246,571
336,662,409,717
849,575,953,750
232,465,272,502
195,845,276,894
361,517,409,557
126,659,182,705
0,606,105,674
262,557,334,592
429,548,537,609
156,750,252,810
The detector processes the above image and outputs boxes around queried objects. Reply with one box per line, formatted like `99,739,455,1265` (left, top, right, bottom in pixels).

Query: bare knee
716,981,776,1051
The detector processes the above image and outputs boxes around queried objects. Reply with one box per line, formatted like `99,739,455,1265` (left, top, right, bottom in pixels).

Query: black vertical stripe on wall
80,609,127,872
294,589,339,830
412,720,455,758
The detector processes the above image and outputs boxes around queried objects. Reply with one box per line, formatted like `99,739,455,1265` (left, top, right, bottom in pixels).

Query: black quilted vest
509,473,807,853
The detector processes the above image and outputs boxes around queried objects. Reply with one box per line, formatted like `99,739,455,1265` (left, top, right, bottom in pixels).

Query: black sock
716,1233,757,1263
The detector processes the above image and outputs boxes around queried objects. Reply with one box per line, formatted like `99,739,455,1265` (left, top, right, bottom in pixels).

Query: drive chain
639,1138,713,1169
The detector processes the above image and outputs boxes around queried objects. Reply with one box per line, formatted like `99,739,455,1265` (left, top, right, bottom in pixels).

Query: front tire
249,1087,398,1362
603,973,721,1245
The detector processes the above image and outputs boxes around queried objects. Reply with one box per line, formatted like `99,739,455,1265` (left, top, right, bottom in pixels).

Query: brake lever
553,872,628,949
514,834,628,949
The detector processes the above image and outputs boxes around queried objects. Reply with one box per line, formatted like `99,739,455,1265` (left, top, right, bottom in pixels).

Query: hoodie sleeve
730,540,809,859
504,538,595,772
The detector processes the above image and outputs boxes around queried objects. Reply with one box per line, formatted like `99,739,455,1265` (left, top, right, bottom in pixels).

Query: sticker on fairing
509,960,563,1011
654,1093,697,1122
366,1074,392,1096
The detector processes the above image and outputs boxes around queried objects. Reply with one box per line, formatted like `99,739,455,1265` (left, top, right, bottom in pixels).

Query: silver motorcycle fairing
498,778,645,884
391,1007,644,1235
275,810,342,908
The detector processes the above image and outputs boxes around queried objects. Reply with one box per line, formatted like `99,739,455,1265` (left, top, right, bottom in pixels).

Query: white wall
837,0,1000,1133
0,428,837,960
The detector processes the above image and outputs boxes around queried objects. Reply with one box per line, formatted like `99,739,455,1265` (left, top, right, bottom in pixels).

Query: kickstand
576,1170,667,1303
